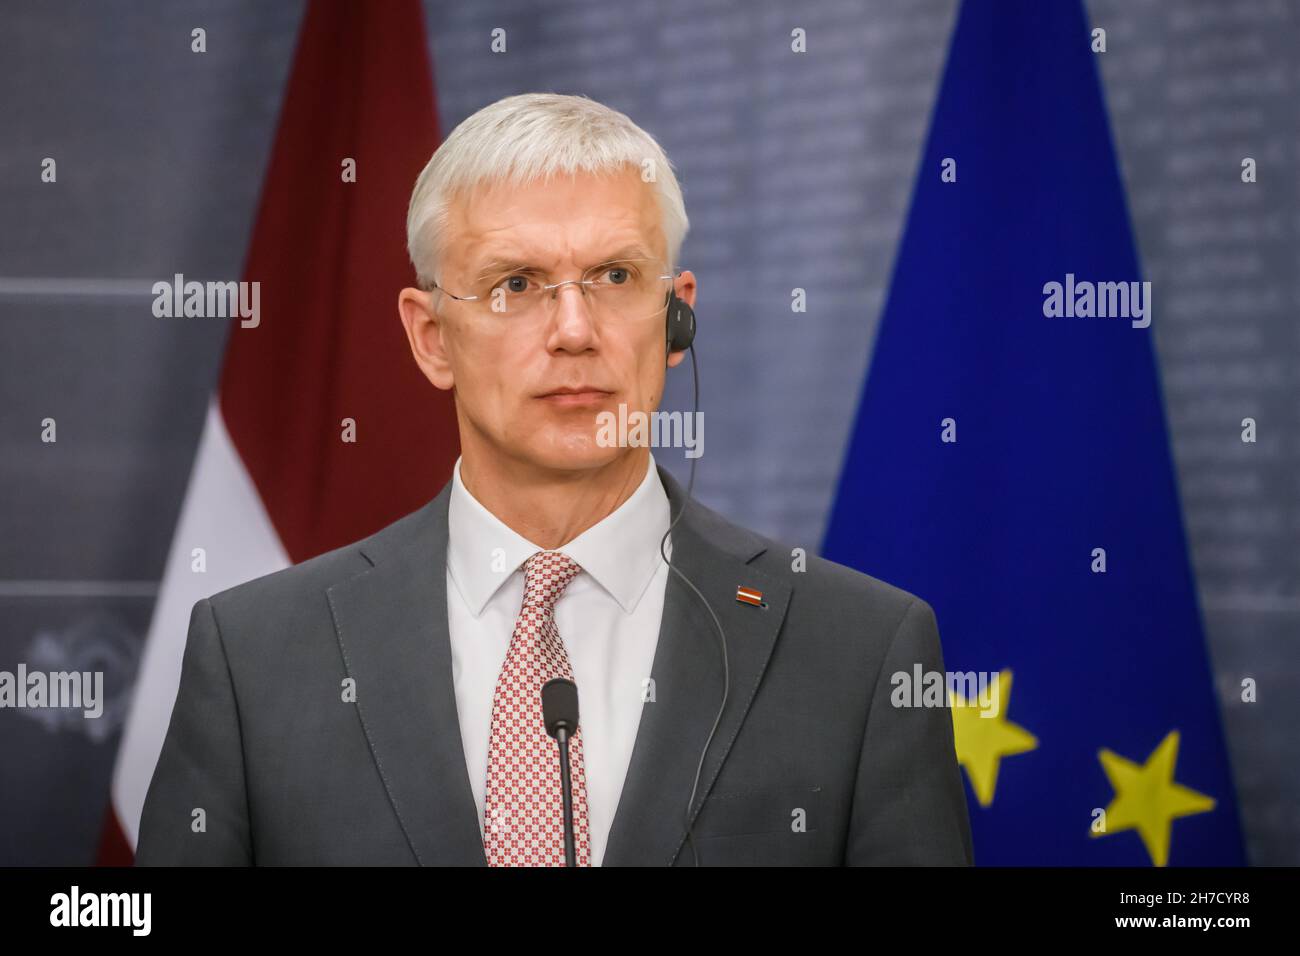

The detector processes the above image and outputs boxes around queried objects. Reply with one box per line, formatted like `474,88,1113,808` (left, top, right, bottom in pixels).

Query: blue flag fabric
822,0,1245,865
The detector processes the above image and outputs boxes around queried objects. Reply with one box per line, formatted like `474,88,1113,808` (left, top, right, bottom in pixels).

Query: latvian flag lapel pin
736,585,765,608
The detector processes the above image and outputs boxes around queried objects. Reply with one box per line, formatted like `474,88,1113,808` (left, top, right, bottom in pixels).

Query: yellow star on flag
950,668,1037,807
1092,730,1215,867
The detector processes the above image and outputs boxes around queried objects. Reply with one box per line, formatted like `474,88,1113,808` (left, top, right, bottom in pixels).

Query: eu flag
822,0,1245,865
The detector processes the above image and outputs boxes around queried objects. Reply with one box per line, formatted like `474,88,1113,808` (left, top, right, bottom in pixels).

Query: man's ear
398,287,455,390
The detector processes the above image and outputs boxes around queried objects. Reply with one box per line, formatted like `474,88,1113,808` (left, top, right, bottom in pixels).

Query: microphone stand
555,725,576,868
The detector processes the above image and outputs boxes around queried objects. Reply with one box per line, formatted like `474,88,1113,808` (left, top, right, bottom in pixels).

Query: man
137,92,973,866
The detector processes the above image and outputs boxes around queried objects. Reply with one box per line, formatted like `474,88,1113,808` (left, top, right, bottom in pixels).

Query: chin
525,429,628,473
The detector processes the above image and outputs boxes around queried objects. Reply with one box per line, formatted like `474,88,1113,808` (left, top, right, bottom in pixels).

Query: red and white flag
99,0,458,863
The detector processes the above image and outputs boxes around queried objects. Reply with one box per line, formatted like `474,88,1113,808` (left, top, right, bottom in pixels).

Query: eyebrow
470,244,653,280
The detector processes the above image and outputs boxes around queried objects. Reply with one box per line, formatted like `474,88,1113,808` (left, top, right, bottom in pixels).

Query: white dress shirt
446,452,671,866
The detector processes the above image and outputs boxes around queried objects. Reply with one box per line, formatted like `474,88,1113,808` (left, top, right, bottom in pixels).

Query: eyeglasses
426,258,679,325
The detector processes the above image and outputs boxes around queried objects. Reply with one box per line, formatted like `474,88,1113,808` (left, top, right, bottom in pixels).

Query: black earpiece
665,289,696,353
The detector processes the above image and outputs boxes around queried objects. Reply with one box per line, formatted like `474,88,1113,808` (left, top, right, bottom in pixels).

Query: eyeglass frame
421,258,684,313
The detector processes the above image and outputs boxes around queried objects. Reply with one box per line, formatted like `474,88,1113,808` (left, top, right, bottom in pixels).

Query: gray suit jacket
136,466,973,865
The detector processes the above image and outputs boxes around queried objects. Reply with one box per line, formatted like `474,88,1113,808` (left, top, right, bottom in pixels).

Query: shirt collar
446,453,670,617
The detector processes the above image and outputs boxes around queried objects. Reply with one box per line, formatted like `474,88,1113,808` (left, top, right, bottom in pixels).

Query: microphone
541,677,581,867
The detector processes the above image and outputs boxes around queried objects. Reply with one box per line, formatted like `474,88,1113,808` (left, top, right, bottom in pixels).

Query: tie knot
521,550,583,611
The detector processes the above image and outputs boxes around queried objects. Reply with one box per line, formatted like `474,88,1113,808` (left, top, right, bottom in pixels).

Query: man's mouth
535,386,615,407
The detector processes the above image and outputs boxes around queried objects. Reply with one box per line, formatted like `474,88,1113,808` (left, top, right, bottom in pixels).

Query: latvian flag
98,0,459,863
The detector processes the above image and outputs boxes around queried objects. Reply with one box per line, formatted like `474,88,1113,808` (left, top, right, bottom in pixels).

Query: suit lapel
326,481,487,866
601,467,791,865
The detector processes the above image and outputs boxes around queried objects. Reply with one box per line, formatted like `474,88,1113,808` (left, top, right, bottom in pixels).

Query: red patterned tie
483,550,591,866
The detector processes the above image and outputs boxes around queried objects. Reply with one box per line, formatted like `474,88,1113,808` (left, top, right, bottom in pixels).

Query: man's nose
548,281,599,345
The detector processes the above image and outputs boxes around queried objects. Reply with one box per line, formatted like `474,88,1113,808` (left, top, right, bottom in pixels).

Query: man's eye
496,275,532,294
602,266,635,285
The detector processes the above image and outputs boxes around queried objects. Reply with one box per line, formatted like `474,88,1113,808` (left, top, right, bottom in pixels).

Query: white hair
405,92,689,289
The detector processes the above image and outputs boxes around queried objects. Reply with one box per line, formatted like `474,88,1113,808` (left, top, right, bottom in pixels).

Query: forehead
444,166,666,273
